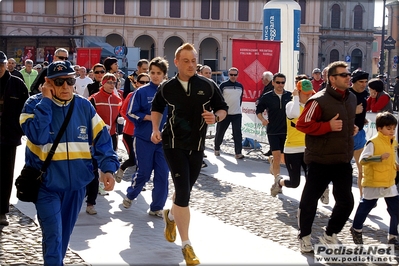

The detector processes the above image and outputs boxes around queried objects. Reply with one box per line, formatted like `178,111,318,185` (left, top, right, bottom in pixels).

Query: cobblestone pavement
0,205,88,265
1,135,398,265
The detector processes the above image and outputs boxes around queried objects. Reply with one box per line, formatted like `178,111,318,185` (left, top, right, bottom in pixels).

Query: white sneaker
86,205,97,215
299,234,313,253
270,175,283,197
320,188,329,204
148,210,163,218
123,197,132,209
319,232,338,245
114,168,124,183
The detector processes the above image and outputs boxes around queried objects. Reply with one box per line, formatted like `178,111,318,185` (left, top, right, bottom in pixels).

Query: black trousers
1,144,17,214
86,158,99,205
298,162,354,238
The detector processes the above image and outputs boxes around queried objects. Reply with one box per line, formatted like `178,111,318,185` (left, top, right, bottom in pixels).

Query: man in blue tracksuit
123,57,169,216
20,60,119,265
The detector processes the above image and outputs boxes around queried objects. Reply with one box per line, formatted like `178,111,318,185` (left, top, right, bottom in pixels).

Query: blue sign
394,56,398,64
293,10,301,51
345,55,351,63
114,46,126,56
263,9,281,41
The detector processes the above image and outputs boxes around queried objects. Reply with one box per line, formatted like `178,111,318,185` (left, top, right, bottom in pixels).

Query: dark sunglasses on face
106,81,116,85
229,74,238,76
53,77,76,86
332,73,351,78
94,70,105,74
55,56,68,60
275,81,286,84
137,80,150,84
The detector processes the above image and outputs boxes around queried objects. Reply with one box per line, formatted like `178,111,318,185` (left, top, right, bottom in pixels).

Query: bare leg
272,150,281,176
172,204,190,242
354,148,363,197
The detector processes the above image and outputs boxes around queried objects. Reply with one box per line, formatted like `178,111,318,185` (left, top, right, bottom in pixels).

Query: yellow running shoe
163,209,176,242
182,244,200,266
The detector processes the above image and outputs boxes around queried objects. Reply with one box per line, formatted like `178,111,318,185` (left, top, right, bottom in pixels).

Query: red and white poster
23,46,36,63
232,39,280,141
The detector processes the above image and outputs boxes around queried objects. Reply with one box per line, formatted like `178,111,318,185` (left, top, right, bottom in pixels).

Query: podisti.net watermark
314,244,397,264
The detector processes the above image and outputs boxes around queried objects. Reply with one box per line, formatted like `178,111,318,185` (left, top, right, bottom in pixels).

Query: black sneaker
264,149,272,156
350,227,363,244
388,237,399,250
201,161,208,168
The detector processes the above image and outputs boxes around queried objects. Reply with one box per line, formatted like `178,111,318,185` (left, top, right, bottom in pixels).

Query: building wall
1,0,322,78
319,1,375,74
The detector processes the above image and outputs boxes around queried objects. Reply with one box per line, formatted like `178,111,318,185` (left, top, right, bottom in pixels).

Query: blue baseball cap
47,60,75,79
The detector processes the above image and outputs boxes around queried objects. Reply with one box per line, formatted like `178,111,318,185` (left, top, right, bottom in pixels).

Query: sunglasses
106,81,116,85
275,81,286,84
53,77,76,86
55,56,68,60
137,80,150,84
229,74,238,76
94,70,105,74
332,73,351,78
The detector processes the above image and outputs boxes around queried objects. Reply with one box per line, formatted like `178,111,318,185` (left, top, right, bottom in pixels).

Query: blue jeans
353,196,399,236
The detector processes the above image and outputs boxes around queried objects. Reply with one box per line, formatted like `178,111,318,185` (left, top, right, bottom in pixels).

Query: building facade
319,0,375,74
1,0,381,79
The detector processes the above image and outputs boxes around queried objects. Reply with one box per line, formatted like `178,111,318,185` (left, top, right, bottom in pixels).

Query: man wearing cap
349,70,369,197
0,51,29,226
393,76,399,111
270,79,314,197
311,68,323,92
19,60,119,265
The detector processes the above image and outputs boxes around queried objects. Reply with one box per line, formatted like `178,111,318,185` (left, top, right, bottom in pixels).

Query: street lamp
379,0,386,75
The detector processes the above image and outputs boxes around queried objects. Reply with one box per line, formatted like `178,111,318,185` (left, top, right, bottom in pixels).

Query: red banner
232,39,280,102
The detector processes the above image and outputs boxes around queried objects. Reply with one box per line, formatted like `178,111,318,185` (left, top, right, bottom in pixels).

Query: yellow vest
361,132,397,188
285,105,305,148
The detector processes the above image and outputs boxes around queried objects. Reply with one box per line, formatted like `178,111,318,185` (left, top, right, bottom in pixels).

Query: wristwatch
215,114,220,123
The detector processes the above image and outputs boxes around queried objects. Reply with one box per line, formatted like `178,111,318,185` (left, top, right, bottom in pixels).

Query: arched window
330,49,339,63
350,49,363,72
331,4,340,29
353,5,363,29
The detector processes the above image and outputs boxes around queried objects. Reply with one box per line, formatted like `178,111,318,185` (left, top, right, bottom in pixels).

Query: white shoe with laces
319,232,338,245
299,234,313,253
114,168,124,183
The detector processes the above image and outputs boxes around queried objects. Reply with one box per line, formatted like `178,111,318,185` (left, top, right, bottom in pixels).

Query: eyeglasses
275,81,286,84
55,56,68,60
332,73,351,78
137,80,150,85
53,77,76,86
106,81,116,85
229,74,238,76
94,70,105,74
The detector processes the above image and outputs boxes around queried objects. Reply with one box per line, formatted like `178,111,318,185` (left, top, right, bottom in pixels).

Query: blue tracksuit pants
35,185,85,266
127,137,169,211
